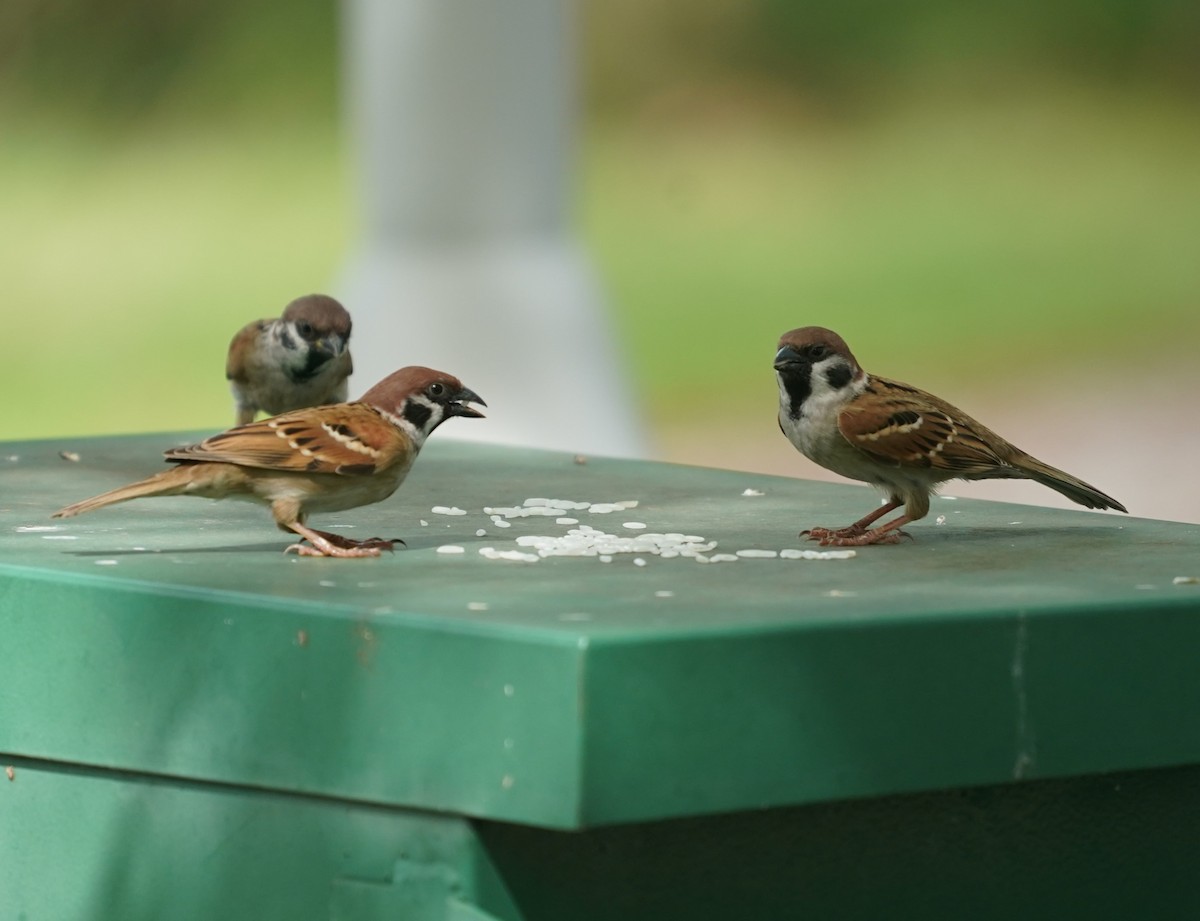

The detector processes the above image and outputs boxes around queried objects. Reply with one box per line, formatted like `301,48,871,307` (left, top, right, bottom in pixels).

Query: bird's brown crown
777,326,858,366
360,366,482,416
281,294,352,337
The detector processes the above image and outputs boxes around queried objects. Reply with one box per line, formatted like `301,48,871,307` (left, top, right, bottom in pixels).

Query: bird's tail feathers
1017,456,1127,513
52,465,207,519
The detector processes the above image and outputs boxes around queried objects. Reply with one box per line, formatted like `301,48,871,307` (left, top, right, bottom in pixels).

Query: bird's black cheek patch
279,329,297,351
824,364,854,390
403,401,433,430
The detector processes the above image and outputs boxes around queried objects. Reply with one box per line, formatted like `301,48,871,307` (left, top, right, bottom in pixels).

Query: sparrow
774,326,1126,546
226,294,354,425
53,367,485,558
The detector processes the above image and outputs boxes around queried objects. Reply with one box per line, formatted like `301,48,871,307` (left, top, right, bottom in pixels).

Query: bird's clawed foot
309,528,405,552
355,536,405,551
802,525,864,542
284,525,406,558
285,541,383,558
802,524,913,547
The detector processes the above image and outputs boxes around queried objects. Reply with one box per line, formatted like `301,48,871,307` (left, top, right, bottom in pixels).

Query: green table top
2,432,1198,829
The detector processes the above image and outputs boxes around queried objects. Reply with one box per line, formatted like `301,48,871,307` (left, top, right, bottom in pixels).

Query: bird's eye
427,382,446,398
807,345,828,360
296,321,314,339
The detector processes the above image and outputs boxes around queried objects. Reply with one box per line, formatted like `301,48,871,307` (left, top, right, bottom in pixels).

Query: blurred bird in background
226,293,353,425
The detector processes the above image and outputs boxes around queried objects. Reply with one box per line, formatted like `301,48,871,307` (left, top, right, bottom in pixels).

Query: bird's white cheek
775,373,791,409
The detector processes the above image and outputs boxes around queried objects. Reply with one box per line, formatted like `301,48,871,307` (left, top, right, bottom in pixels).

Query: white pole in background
337,0,646,457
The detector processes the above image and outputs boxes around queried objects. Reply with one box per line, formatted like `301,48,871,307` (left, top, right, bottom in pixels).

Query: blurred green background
3,0,1198,464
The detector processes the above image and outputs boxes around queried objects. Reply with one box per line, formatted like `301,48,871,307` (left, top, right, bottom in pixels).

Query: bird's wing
837,377,1008,473
165,403,410,476
225,319,269,383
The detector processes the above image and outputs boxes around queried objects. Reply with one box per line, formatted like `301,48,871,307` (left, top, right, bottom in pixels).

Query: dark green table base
480,762,1200,921
6,756,1197,920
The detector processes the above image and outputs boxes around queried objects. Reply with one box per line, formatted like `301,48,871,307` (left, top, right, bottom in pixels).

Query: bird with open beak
53,366,485,558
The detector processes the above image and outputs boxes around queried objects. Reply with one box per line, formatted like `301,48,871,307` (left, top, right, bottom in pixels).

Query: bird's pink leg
803,499,903,542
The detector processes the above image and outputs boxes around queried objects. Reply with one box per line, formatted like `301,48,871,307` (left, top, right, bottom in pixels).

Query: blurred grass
2,0,1199,440
585,87,1200,425
1,119,349,439
3,82,1199,440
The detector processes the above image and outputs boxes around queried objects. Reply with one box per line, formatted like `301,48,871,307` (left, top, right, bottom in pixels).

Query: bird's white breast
777,371,885,484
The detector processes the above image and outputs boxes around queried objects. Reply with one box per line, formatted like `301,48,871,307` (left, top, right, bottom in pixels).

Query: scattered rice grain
479,548,538,563
779,548,857,560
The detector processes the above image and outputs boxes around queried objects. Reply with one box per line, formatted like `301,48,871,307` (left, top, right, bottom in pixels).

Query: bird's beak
313,334,345,359
773,345,803,371
447,386,486,419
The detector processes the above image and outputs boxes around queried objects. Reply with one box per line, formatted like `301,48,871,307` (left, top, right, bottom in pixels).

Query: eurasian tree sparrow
53,366,485,558
226,294,354,425
774,326,1126,546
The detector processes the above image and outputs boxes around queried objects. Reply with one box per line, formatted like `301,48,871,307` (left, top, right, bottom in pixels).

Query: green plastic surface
2,432,1199,829
0,758,515,921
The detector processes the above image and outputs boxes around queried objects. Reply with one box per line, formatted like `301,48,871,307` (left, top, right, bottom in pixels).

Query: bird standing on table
773,326,1126,547
226,294,354,425
53,367,485,558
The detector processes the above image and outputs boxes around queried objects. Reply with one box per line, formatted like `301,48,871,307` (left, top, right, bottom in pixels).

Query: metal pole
338,0,645,457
